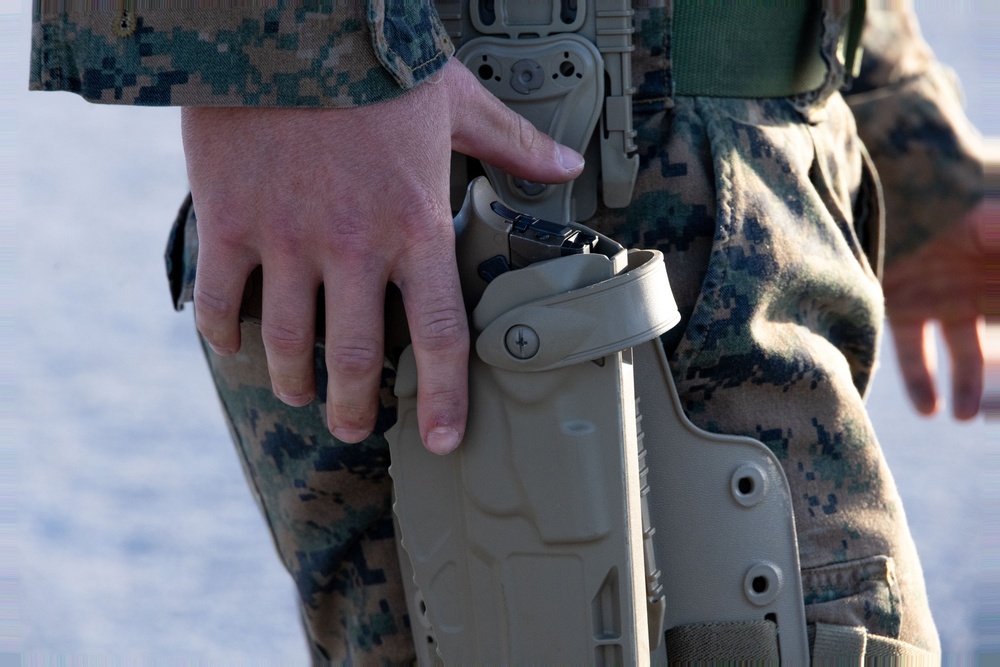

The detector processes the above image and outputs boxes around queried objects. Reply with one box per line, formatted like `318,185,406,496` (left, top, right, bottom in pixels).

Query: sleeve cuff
30,0,453,107
847,63,983,265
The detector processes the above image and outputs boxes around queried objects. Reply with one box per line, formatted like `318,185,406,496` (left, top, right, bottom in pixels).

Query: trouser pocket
802,554,902,640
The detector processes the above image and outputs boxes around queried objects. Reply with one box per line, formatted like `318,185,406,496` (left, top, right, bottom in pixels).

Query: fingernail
333,427,370,444
426,427,461,455
557,145,585,173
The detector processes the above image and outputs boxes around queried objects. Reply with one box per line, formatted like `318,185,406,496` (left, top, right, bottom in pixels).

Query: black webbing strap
664,620,780,664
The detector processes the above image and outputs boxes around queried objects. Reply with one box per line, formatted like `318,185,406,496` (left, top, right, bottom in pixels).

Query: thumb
445,60,585,184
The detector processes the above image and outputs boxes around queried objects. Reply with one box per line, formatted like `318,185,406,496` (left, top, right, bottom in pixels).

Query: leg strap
664,620,780,664
662,621,938,665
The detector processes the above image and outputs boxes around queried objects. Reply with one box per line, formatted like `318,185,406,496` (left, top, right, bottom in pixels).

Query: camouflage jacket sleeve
843,2,983,265
30,0,454,107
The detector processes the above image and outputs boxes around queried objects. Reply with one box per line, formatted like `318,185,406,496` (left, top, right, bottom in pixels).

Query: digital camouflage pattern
160,2,973,660
30,0,977,660
30,0,453,107
584,3,937,651
591,71,938,654
201,321,413,662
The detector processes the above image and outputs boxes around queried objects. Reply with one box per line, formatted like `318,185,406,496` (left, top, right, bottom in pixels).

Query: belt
671,0,866,98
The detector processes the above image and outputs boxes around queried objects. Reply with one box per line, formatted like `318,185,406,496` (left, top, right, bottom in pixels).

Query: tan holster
385,178,812,664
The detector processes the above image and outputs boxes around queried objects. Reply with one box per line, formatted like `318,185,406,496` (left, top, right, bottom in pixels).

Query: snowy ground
4,1,996,663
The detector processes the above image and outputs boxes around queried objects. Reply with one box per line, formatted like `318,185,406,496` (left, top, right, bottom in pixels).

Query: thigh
168,202,414,663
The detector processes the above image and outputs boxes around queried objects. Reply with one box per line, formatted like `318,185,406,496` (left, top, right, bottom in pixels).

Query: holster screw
505,325,539,359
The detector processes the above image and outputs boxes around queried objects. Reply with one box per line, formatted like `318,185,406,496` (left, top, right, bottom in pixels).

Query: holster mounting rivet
505,325,539,359
731,463,767,507
743,562,782,606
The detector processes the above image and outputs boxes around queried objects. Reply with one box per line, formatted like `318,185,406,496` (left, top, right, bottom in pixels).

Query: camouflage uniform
32,0,983,662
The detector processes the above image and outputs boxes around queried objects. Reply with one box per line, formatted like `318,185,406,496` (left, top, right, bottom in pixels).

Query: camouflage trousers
167,90,939,662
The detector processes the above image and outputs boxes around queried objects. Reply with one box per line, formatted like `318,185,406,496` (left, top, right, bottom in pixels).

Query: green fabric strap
672,2,828,98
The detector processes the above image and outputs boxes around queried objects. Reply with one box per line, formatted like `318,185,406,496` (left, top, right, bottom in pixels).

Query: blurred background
3,0,996,663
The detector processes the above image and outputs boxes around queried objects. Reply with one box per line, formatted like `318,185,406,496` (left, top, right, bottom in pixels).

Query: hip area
586,92,938,651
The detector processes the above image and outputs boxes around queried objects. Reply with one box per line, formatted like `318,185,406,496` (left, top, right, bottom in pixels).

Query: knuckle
510,114,541,155
395,200,449,243
193,289,239,352
201,210,250,249
261,322,314,357
416,307,468,352
193,285,238,321
264,220,308,258
327,339,382,377
324,212,373,255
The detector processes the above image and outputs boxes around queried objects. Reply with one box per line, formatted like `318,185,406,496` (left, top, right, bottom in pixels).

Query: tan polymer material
391,0,816,659
387,178,673,663
387,178,812,663
634,338,809,663
438,0,639,222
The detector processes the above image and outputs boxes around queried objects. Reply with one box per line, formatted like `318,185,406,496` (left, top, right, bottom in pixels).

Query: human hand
882,198,993,419
181,58,585,454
